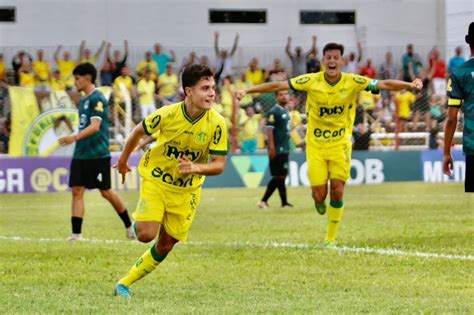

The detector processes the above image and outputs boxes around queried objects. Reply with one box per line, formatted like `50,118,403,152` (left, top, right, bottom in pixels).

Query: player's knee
71,187,85,198
99,189,112,199
136,231,155,243
312,192,326,204
329,186,344,201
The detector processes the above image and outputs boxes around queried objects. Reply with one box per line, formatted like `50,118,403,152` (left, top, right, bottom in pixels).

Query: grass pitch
1,182,473,313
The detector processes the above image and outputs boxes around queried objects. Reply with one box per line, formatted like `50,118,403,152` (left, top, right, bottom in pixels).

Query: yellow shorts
133,179,201,242
307,140,352,186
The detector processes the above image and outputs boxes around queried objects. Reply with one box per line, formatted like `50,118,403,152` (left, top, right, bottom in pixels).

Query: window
0,7,15,22
209,10,266,24
300,11,355,24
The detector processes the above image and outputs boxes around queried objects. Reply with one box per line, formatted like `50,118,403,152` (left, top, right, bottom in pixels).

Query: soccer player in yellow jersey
237,43,422,248
114,64,227,298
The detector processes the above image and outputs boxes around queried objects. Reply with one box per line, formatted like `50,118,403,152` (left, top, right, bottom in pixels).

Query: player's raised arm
377,78,423,91
235,81,289,100
115,123,146,183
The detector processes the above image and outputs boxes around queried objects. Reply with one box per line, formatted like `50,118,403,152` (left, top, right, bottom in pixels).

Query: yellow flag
8,87,40,156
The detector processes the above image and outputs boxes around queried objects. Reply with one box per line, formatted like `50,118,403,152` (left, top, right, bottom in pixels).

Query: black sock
71,216,83,234
261,178,278,202
276,179,288,206
118,209,132,228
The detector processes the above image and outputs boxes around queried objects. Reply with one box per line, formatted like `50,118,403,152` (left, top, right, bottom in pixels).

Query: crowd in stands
0,34,469,154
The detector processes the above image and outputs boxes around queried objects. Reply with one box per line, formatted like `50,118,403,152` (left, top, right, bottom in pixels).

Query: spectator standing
158,64,179,103
214,32,239,83
54,45,77,91
428,48,447,96
285,35,317,77
137,69,157,120
448,46,465,74
401,44,423,82
109,40,129,81
152,43,176,76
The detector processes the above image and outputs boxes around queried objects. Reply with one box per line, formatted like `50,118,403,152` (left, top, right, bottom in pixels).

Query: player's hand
443,154,454,176
114,159,131,184
235,90,246,101
411,78,423,91
178,157,199,174
58,135,76,146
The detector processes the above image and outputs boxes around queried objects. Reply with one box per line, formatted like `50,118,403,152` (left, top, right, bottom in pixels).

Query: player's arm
377,78,422,91
230,33,239,57
266,126,276,160
178,155,227,176
443,106,460,176
236,81,289,100
58,118,101,146
115,123,146,183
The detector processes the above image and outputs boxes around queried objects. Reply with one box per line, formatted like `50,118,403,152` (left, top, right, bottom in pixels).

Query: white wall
445,0,474,60
0,0,447,70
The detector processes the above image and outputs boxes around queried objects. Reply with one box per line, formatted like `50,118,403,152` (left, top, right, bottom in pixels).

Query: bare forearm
378,80,413,91
119,125,145,162
193,159,226,175
443,118,457,155
75,124,99,141
245,81,288,94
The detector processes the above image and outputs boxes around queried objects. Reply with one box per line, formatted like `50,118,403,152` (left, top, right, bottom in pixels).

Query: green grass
0,182,473,314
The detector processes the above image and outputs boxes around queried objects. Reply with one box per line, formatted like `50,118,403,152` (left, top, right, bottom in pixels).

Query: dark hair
73,62,97,83
466,22,474,46
181,64,214,94
323,43,344,56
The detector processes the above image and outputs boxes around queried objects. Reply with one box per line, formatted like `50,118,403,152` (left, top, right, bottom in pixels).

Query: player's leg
259,157,278,208
324,141,351,246
465,155,474,193
99,189,134,239
67,158,86,240
273,154,292,207
308,147,328,214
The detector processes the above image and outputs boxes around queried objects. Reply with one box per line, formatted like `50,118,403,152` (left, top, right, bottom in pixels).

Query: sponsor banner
421,150,465,183
0,150,465,194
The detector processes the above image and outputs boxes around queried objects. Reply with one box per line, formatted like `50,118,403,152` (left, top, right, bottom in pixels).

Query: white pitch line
1,235,473,261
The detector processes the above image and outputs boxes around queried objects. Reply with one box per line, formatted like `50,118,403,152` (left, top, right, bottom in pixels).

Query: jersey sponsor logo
195,131,208,145
352,76,367,85
97,173,102,182
319,105,344,117
149,114,161,129
267,114,275,123
295,76,310,84
213,125,222,145
95,101,104,112
164,143,202,161
151,166,195,188
313,127,345,139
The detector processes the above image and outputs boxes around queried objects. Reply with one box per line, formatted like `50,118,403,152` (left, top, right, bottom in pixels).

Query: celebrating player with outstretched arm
236,43,422,248
113,64,228,299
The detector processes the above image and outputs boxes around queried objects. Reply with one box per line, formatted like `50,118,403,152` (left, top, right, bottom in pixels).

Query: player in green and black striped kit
58,63,134,240
444,22,474,192
257,90,293,209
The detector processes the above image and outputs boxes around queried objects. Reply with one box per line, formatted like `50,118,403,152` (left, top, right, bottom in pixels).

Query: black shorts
269,153,289,177
69,157,111,190
465,155,474,193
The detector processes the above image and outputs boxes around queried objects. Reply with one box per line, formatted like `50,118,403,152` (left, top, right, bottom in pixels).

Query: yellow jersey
20,72,35,88
289,71,377,147
246,68,265,86
137,79,156,105
0,62,5,80
140,102,228,192
290,110,303,129
32,60,50,82
395,91,415,119
51,78,66,92
358,90,376,111
81,57,96,64
57,59,76,85
239,114,261,140
136,60,159,77
158,73,178,98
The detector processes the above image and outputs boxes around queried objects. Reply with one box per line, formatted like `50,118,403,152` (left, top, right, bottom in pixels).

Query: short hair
466,22,474,46
323,43,344,56
181,64,214,94
73,62,97,83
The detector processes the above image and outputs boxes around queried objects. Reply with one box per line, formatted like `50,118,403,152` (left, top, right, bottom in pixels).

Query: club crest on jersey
352,76,367,85
84,100,89,110
295,76,310,84
195,131,208,145
164,143,202,161
319,105,344,117
149,114,161,129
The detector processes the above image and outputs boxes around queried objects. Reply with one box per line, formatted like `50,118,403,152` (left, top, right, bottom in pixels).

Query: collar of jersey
181,102,207,124
323,73,343,87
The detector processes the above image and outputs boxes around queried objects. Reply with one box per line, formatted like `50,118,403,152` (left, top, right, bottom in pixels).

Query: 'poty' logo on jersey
319,105,344,117
164,143,202,161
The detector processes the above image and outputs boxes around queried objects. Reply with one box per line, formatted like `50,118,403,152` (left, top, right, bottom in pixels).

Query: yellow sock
325,200,344,242
118,244,166,287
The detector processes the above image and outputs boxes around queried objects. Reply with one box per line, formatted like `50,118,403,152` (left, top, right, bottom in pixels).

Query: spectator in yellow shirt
54,45,77,91
239,106,261,153
18,64,35,89
157,64,179,103
50,70,66,92
246,58,265,86
0,53,6,82
32,49,51,92
79,40,106,65
234,72,253,107
136,69,157,120
136,51,159,81
113,65,135,105
395,89,416,131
